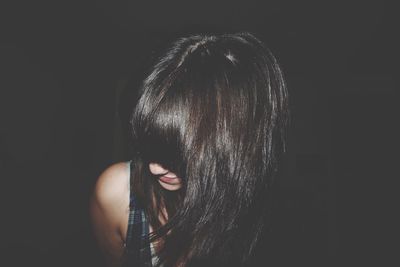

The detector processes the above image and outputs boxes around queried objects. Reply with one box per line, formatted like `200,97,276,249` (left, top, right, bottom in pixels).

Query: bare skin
90,162,182,267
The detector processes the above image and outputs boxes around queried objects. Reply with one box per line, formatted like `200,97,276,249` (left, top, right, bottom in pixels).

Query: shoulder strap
124,160,153,267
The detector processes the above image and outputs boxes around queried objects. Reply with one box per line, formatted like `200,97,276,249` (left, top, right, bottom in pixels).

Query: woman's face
149,163,183,191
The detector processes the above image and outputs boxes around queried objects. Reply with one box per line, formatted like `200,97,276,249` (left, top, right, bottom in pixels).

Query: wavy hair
129,32,289,266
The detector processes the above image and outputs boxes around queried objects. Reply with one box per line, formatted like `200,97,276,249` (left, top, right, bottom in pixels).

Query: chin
158,181,182,191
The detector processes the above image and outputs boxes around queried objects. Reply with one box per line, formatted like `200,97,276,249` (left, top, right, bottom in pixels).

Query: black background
1,0,398,266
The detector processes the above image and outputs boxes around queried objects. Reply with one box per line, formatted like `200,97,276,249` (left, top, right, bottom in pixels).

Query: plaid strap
124,162,152,266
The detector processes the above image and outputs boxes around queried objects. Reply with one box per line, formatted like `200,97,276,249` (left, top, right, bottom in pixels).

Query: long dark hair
129,32,289,266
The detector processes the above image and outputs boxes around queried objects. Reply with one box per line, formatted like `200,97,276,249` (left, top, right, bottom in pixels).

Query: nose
149,163,169,175
149,163,179,178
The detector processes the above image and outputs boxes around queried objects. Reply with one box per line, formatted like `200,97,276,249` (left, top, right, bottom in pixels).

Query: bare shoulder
92,162,130,206
90,162,131,245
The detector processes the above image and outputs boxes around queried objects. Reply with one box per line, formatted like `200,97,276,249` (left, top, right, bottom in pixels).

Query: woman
90,32,289,267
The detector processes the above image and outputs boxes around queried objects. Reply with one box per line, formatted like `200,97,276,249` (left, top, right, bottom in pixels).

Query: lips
159,175,181,184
